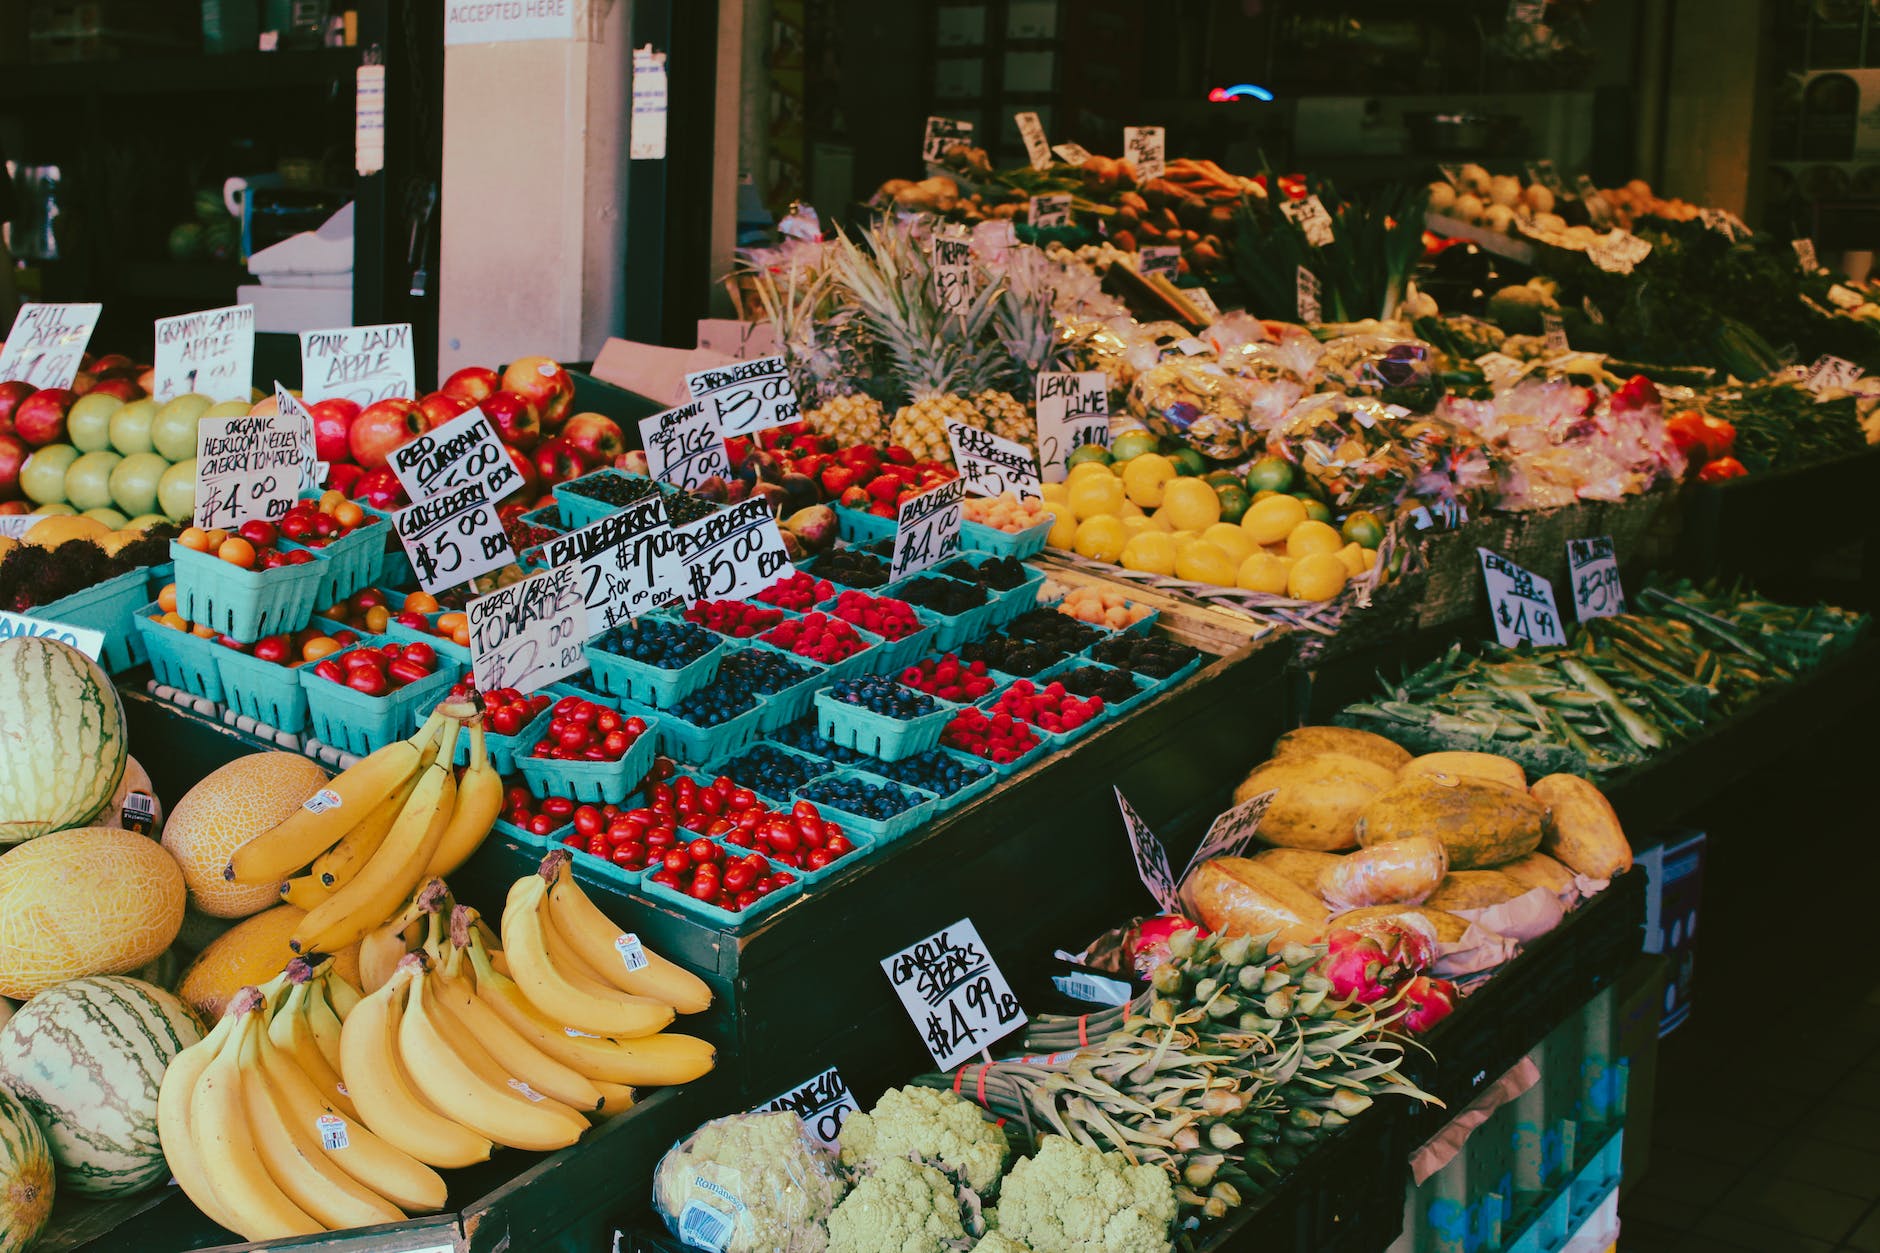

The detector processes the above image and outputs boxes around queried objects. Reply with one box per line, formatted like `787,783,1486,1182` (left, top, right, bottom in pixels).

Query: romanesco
838,1085,1010,1194
826,1156,968,1253
974,1232,1032,1252
653,1111,846,1253
994,1136,1177,1253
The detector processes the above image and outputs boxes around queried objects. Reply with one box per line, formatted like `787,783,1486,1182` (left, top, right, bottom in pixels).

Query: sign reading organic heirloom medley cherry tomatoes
297,322,416,405
881,918,1026,1070
193,412,313,530
394,481,515,595
0,302,100,389
467,563,588,696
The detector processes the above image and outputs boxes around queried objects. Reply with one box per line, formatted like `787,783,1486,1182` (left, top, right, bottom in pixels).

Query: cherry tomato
542,797,576,819
573,806,604,837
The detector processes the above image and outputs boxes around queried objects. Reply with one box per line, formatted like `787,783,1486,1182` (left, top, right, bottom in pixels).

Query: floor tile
1687,1211,1834,1252
1654,1114,1778,1167
1716,1175,1867,1244
1844,1200,1880,1252
1626,1148,1748,1205
1766,1136,1880,1200
1614,1216,1685,1251
1619,1187,1704,1230
1804,1106,1880,1155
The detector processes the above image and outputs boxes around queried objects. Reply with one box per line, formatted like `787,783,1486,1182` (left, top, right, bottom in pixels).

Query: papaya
1531,774,1632,878
1185,858,1327,947
1398,751,1527,790
1319,836,1447,910
1355,774,1547,869
1271,726,1411,772
1233,753,1397,852
1502,851,1578,900
1424,870,1530,912
1329,904,1474,944
1249,848,1343,897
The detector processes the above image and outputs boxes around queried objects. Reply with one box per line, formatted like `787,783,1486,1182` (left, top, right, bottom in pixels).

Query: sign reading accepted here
444,1,578,44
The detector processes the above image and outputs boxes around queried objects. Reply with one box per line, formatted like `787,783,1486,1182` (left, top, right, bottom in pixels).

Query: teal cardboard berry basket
171,541,327,643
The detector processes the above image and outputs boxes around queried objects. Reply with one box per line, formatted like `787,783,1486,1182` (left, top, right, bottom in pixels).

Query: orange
450,622,470,647
191,623,215,638
217,536,256,568
204,528,230,550
177,527,212,553
158,583,178,613
157,611,187,631
403,591,441,614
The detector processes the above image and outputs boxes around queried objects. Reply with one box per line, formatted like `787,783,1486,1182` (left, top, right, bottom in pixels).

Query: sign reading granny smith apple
153,304,255,403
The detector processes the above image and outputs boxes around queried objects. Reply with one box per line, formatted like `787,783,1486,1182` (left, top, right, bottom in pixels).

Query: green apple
158,458,197,522
67,393,123,453
30,502,76,516
82,506,129,530
65,450,123,512
21,445,80,504
203,399,252,419
110,452,169,518
109,398,160,456
151,393,213,462
124,513,168,531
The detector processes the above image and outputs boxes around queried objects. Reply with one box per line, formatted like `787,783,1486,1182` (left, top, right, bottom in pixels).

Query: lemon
1175,540,1238,587
1336,542,1369,576
1073,515,1127,562
1137,513,1174,533
1286,519,1343,558
1120,530,1178,575
1237,552,1291,594
1242,494,1308,544
1159,477,1221,531
1122,453,1177,507
1044,506,1077,549
1341,509,1385,549
1120,516,1154,536
1068,473,1126,521
1120,498,1145,518
1288,553,1350,601
1169,529,1199,546
1040,481,1068,503
1201,522,1255,564
1361,547,1379,569
1068,461,1118,486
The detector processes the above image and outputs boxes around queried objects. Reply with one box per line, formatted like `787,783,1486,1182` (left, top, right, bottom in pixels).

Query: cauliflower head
654,1111,846,1253
838,1085,1010,1194
974,1232,1032,1252
826,1156,967,1253
994,1136,1177,1253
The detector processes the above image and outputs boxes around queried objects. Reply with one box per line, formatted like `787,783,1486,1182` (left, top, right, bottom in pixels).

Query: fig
742,448,786,485
782,504,838,554
750,481,788,517
779,471,819,512
693,474,730,503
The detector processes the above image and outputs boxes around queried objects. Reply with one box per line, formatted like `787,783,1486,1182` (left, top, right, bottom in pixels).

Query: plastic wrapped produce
1314,331,1446,411
653,1111,847,1252
1319,835,1449,909
1264,392,1496,517
1126,355,1259,459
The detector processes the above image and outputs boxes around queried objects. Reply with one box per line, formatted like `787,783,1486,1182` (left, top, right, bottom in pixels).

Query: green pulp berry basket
813,593,936,674
298,645,464,756
553,469,647,530
170,541,327,643
132,604,226,703
468,700,558,777
619,696,763,766
516,721,657,805
638,842,802,929
289,502,387,606
812,687,960,762
213,646,311,734
792,768,939,844
586,637,725,708
960,515,1053,559
833,505,898,545
699,740,837,810
36,566,151,675
358,503,413,588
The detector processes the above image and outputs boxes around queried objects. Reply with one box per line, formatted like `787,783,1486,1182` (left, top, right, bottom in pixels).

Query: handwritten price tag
1280,195,1335,247
0,517,36,539
638,399,730,491
1028,193,1072,230
1479,548,1567,647
673,498,793,604
890,478,966,581
389,407,524,505
1052,141,1093,165
395,482,516,595
1296,266,1322,322
1034,371,1110,483
1181,789,1279,884
933,228,975,316
193,413,313,530
0,303,101,389
1803,354,1864,394
683,355,801,438
882,918,1025,1070
1015,111,1052,170
1793,238,1819,272
1566,536,1625,620
298,323,416,405
152,304,255,403
922,115,974,164
1116,787,1179,914
1137,245,1181,279
467,564,589,695
1542,311,1569,354
0,610,105,661
1123,125,1166,180
755,1068,856,1150
538,495,684,631
946,421,1041,500
1587,229,1651,274
274,386,326,493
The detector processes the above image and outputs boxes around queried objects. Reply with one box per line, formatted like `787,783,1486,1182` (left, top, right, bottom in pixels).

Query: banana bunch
227,701,503,956
158,963,449,1243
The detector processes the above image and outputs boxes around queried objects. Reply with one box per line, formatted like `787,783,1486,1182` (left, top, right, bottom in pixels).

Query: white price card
638,398,730,492
890,478,966,581
1280,195,1336,247
1587,229,1651,274
537,494,684,632
1566,536,1625,621
755,1067,857,1150
1015,110,1052,170
1575,174,1613,227
1028,193,1072,229
1137,245,1182,278
673,497,794,604
1793,238,1819,272
152,304,255,403
389,406,524,505
1803,354,1865,394
1052,141,1093,165
467,564,589,696
0,516,36,539
881,918,1026,1070
0,303,101,389
1542,311,1569,354
630,44,668,161
1474,351,1532,389
0,610,105,661
923,115,974,164
1181,789,1279,884
274,385,326,493
298,323,416,406
1034,370,1110,483
1116,787,1179,914
1698,207,1748,242
1296,266,1322,322
684,355,802,438
1123,125,1166,180
1479,548,1567,648
947,420,1042,500
1187,287,1222,320
932,227,976,316
394,482,516,595
194,412,313,530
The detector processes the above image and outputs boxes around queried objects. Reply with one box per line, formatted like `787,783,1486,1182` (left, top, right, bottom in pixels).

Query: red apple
506,443,541,499
308,397,361,464
502,357,573,433
561,412,625,468
0,500,28,516
348,397,426,470
88,377,145,402
91,353,135,377
0,433,25,501
480,389,541,452
13,388,76,447
0,381,35,436
441,365,501,405
136,367,156,396
533,437,583,487
69,370,96,397
416,390,471,431
353,467,407,509
326,461,365,496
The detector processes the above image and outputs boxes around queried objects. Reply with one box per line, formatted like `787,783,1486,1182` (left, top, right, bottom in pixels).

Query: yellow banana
189,996,323,1241
337,958,493,1169
501,874,674,1038
302,976,345,1073
291,728,459,956
236,1012,405,1230
463,928,715,1086
229,709,447,884
323,966,363,1020
540,851,712,1013
251,1008,447,1214
589,1080,636,1119
422,718,503,879
279,873,330,911
398,972,588,1152
158,1011,242,1235
312,767,421,890
268,982,358,1122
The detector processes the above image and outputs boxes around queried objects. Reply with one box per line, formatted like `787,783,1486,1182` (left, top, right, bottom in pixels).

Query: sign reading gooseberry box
394,481,515,595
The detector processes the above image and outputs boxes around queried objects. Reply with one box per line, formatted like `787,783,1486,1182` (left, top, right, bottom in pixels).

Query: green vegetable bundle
1231,182,1428,324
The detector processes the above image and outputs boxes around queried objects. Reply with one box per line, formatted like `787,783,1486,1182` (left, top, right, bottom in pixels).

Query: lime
1340,509,1385,549
1245,456,1295,495
1214,483,1251,525
1168,446,1209,478
1301,498,1334,524
1109,430,1160,463
1204,470,1240,489
1067,443,1114,469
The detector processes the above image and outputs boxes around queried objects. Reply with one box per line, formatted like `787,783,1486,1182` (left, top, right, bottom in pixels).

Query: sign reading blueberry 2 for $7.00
536,494,685,632
467,563,589,696
882,918,1026,1070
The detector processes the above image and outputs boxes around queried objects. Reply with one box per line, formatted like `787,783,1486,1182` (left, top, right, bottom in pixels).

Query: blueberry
830,676,937,718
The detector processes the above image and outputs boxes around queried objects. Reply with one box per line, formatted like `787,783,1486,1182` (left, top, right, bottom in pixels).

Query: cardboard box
1638,828,1705,1036
589,338,740,412
696,319,779,361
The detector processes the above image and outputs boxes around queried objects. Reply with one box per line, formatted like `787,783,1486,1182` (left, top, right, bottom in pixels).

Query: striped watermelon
0,976,202,1197
0,1086,53,1253
0,638,127,844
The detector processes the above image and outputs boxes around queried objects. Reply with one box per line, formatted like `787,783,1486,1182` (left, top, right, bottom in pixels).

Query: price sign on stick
467,564,588,695
684,356,802,438
274,386,326,493
755,1068,857,1150
1793,238,1819,272
638,399,730,491
152,304,255,403
1015,111,1052,171
1280,195,1335,247
1052,141,1093,165
194,412,313,530
0,611,105,661
933,228,975,316
1123,125,1166,180
1296,266,1322,322
1137,245,1181,278
1542,312,1569,354
1028,193,1072,229
394,482,516,594
947,420,1042,500
298,323,415,405
1034,371,1110,482
1802,354,1864,394
389,407,524,505
1180,789,1279,884
672,498,793,604
0,303,101,389
890,478,966,580
538,495,684,631
1566,536,1625,620
1117,787,1180,914
882,918,1026,1070
1478,548,1567,647
922,116,974,164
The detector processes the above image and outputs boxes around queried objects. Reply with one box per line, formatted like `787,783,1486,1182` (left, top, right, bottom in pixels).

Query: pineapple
971,388,1034,448
747,249,887,442
805,391,889,445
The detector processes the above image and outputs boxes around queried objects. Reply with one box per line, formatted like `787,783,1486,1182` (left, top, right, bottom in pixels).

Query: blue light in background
1208,83,1275,102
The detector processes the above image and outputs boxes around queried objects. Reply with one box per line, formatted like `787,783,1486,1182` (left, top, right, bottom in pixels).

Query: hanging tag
1296,267,1322,322
631,45,668,160
354,60,385,176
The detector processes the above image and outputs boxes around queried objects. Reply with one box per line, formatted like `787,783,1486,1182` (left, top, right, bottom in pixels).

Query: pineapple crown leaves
831,221,1009,402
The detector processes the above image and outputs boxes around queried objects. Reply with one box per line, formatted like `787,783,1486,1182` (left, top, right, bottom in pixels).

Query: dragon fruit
1401,975,1458,1032
1125,915,1207,980
1320,918,1436,1003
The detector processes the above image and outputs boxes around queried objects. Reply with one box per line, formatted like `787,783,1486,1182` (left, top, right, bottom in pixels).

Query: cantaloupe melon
84,755,162,839
0,1085,53,1250
177,905,360,1020
0,638,127,843
0,828,186,1000
162,752,330,918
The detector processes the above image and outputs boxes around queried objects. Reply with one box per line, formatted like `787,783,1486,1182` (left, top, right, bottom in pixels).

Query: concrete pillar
1658,0,1769,218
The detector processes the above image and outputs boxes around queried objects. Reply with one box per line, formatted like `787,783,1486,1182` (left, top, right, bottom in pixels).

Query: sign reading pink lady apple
152,304,255,403
0,303,102,390
298,323,416,406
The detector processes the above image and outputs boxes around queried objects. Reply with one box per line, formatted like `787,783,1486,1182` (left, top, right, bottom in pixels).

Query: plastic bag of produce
652,1111,847,1252
1181,857,1328,945
1127,355,1260,460
1264,392,1495,518
1315,331,1446,411
1319,835,1449,909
